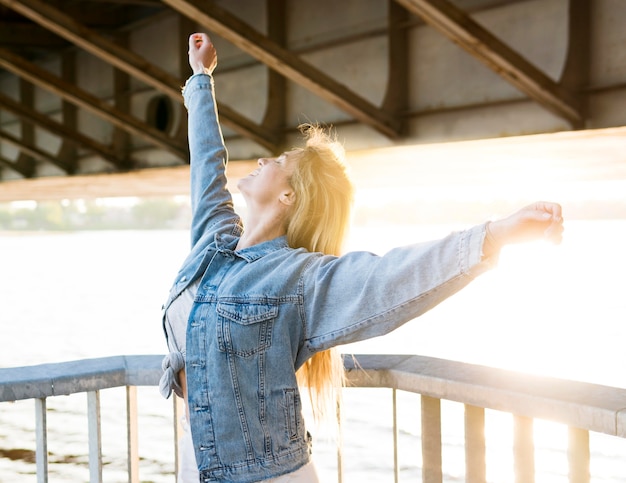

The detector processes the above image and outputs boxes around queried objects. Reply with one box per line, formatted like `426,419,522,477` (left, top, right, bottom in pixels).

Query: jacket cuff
474,222,499,269
182,73,213,107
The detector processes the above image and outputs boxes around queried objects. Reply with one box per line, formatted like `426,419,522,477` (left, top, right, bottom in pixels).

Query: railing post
87,390,103,483
568,427,590,483
421,395,442,483
392,389,399,483
173,395,184,482
514,415,535,483
127,386,139,483
34,397,48,483
465,404,486,483
336,393,344,483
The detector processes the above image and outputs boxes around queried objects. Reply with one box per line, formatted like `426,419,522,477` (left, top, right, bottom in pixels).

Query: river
1,220,625,482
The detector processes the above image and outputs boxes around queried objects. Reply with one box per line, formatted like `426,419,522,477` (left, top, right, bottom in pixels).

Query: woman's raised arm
183,33,238,247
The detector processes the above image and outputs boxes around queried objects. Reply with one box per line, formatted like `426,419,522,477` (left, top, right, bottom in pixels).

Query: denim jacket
162,74,493,482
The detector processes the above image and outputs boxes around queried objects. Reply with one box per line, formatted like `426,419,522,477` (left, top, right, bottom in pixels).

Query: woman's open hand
188,33,217,75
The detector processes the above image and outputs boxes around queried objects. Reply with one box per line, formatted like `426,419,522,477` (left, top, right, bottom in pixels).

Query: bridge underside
0,0,625,199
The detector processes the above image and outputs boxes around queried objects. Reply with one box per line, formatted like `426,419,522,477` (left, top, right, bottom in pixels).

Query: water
1,221,626,482
0,230,186,483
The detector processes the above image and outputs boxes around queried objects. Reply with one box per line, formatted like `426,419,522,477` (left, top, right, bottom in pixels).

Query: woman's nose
258,158,266,166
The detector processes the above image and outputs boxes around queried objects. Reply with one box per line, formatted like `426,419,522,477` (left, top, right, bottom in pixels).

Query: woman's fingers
189,32,206,51
488,201,564,249
187,33,217,75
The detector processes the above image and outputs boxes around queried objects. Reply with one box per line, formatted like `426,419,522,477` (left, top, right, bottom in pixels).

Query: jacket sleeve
300,223,494,353
182,74,240,247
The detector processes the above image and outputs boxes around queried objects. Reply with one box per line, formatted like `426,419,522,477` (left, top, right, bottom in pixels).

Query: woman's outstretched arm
297,202,563,355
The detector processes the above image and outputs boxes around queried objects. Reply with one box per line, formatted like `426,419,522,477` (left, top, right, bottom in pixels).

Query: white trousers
178,415,320,483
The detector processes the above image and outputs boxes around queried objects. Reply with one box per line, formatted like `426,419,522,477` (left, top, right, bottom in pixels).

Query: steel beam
394,0,583,126
161,0,403,139
0,130,74,173
0,47,187,159
0,0,279,152
0,92,125,169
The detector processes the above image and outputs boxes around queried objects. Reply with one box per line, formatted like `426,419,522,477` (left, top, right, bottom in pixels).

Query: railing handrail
344,354,626,438
3,353,626,438
3,354,626,482
0,354,163,402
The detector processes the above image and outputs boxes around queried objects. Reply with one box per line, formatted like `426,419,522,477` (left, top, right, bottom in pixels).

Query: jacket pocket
216,302,277,357
283,388,302,441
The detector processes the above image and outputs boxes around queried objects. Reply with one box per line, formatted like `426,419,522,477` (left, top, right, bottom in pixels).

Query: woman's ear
279,190,296,206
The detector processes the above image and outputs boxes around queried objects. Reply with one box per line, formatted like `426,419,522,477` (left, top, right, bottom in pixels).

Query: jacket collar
214,233,289,262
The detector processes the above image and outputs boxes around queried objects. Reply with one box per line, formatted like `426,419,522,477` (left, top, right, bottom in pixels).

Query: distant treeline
1,197,624,231
0,198,192,231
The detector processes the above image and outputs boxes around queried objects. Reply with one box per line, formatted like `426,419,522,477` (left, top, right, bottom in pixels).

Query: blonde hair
287,124,354,422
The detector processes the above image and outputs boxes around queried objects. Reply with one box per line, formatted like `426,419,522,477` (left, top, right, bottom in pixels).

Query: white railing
1,354,626,482
343,354,626,483
0,355,179,483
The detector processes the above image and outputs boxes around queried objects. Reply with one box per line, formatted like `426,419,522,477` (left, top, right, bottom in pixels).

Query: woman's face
237,150,298,209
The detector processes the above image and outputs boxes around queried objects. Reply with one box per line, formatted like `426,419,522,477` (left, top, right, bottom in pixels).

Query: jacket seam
305,269,474,348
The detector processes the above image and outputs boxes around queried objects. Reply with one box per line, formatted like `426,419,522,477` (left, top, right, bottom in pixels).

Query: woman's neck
236,211,287,251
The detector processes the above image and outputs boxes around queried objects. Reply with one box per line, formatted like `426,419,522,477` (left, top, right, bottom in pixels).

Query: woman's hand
188,33,217,75
484,201,564,257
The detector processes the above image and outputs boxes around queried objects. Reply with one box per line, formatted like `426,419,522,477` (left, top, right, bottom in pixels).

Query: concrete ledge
2,353,626,439
344,354,626,437
617,409,626,438
0,355,162,401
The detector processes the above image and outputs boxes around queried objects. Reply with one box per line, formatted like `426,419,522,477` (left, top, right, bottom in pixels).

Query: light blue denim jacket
162,73,493,482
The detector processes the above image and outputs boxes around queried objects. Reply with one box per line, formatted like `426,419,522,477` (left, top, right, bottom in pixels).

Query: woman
160,33,563,483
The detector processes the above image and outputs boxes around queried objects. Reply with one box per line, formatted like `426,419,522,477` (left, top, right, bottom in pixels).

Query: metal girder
161,0,403,139
0,47,188,160
0,91,124,169
260,0,287,138
79,0,162,5
0,129,73,173
0,0,279,152
394,0,584,127
560,0,591,113
382,0,410,130
0,0,182,100
0,153,34,178
0,21,66,49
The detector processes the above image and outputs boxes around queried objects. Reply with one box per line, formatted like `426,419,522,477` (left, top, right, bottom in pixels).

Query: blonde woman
159,33,563,483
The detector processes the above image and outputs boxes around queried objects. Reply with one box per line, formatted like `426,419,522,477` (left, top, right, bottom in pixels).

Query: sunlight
338,130,626,482
483,412,573,483
533,420,569,483
344,127,626,223
342,127,626,385
95,196,140,207
485,410,514,483
9,199,37,210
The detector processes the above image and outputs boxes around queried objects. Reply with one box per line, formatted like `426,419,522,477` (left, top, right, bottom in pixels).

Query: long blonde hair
287,124,354,421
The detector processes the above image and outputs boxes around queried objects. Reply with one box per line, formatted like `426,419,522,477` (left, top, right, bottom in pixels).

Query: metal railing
343,354,626,483
0,355,179,483
1,354,625,482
